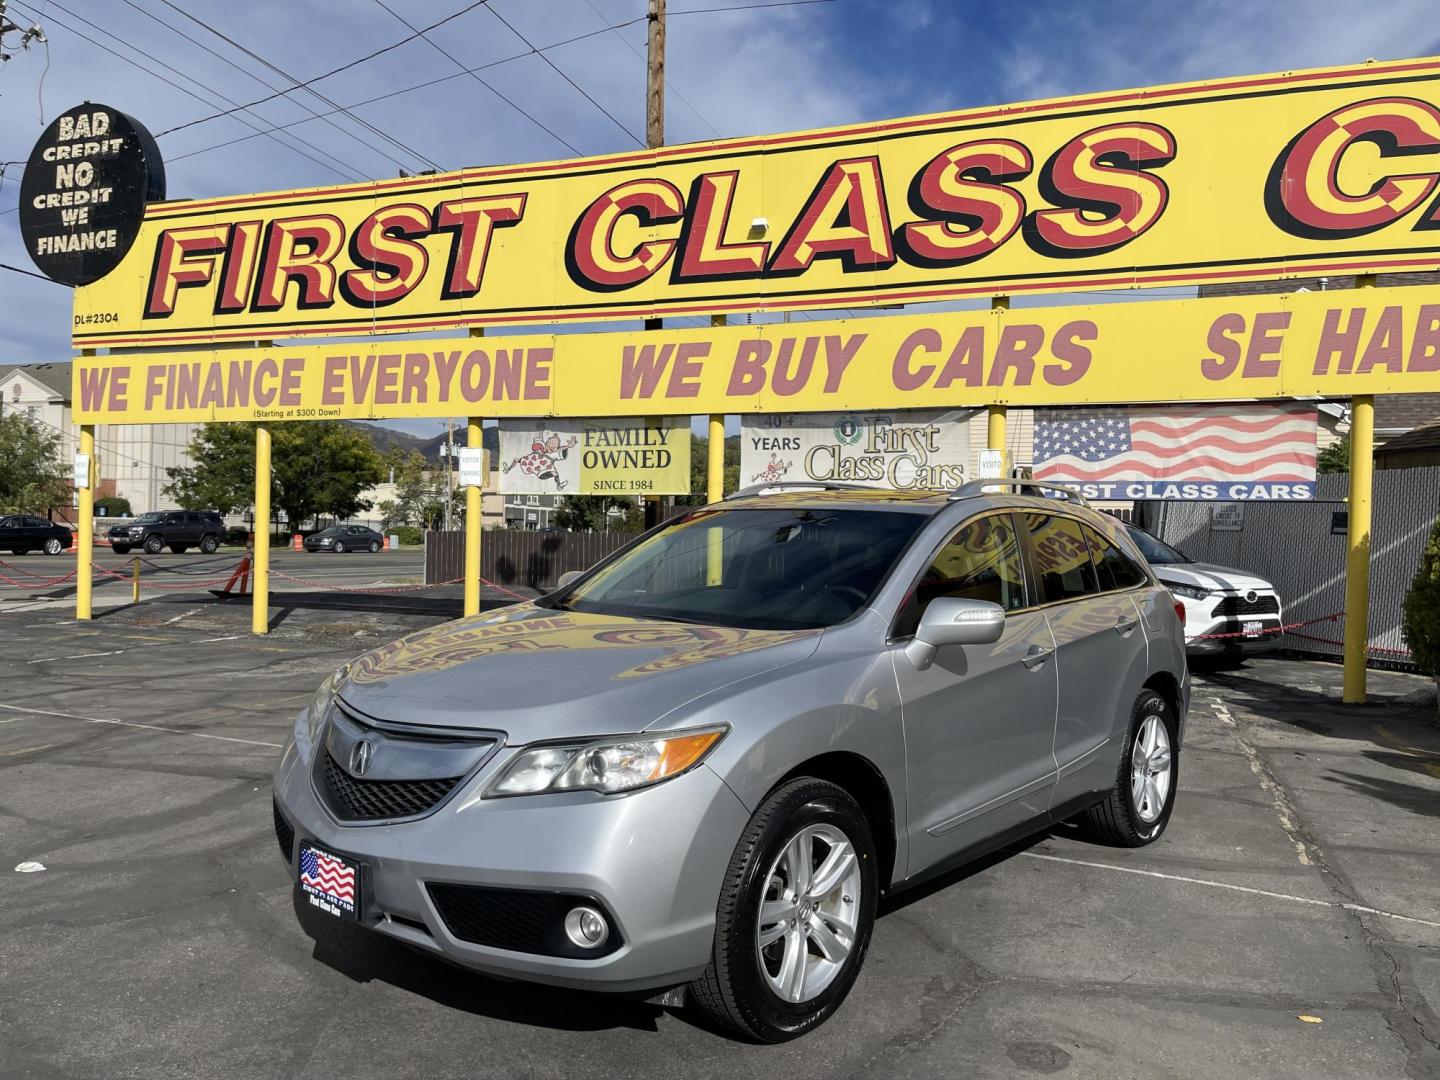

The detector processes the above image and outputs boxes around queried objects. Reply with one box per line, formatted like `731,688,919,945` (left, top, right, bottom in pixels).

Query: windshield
316,528,341,537
134,512,164,524
545,507,926,630
1125,524,1190,565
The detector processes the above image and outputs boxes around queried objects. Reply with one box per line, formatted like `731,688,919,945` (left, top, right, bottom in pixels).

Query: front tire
690,778,877,1043
334,541,346,553
143,535,164,554
1080,689,1178,847
43,537,64,555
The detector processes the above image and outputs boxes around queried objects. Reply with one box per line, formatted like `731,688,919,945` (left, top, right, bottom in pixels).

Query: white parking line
1022,851,1440,929
25,635,240,664
0,702,283,749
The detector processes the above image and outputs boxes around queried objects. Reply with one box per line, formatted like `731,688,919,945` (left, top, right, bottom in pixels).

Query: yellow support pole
706,315,726,584
1342,394,1374,703
464,417,483,617
986,296,1010,475
131,556,140,605
252,424,271,635
75,424,95,621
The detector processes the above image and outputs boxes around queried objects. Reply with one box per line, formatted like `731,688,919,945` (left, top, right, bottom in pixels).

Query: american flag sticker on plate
299,842,358,919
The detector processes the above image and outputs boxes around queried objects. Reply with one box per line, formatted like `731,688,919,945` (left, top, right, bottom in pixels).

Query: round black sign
19,103,165,287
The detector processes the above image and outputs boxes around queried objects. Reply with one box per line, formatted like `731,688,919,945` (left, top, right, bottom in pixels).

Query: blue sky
2,0,1438,436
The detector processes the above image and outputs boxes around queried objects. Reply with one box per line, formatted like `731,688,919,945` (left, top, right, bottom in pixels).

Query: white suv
1126,524,1282,656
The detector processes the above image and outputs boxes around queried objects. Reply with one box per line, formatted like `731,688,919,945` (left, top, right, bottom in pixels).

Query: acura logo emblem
349,739,374,777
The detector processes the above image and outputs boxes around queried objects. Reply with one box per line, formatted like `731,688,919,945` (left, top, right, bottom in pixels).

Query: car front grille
320,749,461,821
426,883,622,957
273,798,295,864
1212,594,1280,617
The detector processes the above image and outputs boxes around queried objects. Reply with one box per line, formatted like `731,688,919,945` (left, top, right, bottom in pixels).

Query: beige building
0,362,200,518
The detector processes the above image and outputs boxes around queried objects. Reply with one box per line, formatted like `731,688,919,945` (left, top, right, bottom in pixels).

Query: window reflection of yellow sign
72,286,1440,425
70,56,1440,349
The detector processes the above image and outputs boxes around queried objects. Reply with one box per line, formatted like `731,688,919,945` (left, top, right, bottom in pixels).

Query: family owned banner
498,417,690,496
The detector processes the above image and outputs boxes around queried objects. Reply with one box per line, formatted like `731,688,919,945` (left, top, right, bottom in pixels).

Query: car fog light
564,906,609,949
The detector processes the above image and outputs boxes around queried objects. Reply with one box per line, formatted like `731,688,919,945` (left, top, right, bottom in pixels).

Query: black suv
109,511,225,555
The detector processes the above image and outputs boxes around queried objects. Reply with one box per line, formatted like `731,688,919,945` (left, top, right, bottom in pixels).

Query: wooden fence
425,529,634,590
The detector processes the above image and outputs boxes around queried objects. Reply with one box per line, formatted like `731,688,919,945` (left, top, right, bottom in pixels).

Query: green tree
165,421,385,528
1403,513,1440,677
94,495,132,518
384,449,450,528
554,495,642,532
677,433,741,506
1317,435,1350,474
0,411,70,514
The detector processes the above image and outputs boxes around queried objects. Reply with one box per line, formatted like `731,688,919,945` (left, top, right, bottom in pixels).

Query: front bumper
272,727,749,993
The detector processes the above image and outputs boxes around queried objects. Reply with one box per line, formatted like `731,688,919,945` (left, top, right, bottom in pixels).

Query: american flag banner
1032,404,1318,501
300,845,356,913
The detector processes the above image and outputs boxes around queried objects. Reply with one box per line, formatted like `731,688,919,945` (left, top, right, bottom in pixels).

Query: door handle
1021,645,1053,670
1114,618,1138,637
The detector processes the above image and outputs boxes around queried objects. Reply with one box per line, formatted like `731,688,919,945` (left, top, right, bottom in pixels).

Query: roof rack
725,481,876,500
947,479,1090,505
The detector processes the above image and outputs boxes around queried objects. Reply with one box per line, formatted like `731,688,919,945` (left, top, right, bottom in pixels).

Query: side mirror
904,597,1006,670
556,570,584,589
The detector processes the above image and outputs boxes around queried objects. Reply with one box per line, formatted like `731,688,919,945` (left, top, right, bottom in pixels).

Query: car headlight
487,726,727,797
128,527,143,536
1168,583,1211,601
298,663,349,749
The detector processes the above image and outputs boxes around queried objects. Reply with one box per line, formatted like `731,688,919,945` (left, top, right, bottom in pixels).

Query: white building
0,362,200,517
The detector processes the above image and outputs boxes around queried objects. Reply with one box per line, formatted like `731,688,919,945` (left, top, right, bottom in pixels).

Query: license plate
298,840,360,920
1242,620,1264,637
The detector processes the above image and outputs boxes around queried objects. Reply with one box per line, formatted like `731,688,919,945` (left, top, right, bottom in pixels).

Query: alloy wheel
755,823,863,1004
1131,714,1173,824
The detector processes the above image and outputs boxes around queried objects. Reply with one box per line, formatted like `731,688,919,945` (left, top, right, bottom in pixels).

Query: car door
1020,512,1150,810
892,510,1059,872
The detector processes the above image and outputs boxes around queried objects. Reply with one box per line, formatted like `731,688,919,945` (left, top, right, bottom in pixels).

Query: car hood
337,604,823,741
1153,562,1274,593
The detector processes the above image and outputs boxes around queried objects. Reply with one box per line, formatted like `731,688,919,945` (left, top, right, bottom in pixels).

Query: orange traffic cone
292,533,303,551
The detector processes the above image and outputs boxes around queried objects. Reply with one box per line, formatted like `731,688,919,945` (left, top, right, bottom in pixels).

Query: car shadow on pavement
292,889,668,1033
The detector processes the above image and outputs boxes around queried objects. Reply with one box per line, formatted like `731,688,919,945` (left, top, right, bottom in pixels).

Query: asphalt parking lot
2,597,1438,1079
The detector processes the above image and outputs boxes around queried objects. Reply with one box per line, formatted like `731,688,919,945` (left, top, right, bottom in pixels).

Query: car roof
714,487,1114,523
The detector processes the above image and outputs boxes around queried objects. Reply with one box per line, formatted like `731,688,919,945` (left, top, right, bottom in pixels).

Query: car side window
1084,524,1148,591
894,513,1027,637
1024,513,1101,603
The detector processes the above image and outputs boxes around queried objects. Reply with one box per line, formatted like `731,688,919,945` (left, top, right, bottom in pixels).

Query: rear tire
43,537,63,555
1080,689,1178,847
368,541,380,553
199,534,219,554
689,778,877,1043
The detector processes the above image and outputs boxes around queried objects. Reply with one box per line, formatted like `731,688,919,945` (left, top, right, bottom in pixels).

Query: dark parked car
109,511,225,555
0,514,71,555
304,525,384,553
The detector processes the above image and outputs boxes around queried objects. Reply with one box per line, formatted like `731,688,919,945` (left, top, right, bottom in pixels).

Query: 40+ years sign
69,55,1440,348
71,286,1440,425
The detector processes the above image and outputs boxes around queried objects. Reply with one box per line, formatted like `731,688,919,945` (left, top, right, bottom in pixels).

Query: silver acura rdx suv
273,481,1188,1041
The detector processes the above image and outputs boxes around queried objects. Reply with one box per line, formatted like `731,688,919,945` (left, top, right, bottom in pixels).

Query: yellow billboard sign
72,57,1440,349
72,286,1440,424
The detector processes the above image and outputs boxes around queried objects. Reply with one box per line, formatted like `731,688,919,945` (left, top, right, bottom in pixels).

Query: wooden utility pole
646,0,665,151
644,0,665,528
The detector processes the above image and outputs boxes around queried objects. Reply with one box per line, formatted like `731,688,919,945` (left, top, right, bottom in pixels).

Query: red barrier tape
1189,611,1411,658
0,569,77,589
269,569,467,594
94,565,242,591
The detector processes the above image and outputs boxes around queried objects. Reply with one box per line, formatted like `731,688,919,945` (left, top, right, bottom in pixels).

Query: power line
672,0,837,12
7,0,363,180
117,0,430,176
369,0,582,157
485,3,645,147
150,0,446,173
154,0,491,141
0,261,69,285
581,0,721,139
164,17,648,167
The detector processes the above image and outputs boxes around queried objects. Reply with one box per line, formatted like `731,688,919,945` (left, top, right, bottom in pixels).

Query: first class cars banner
71,56,1440,348
70,286,1440,424
741,410,971,491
